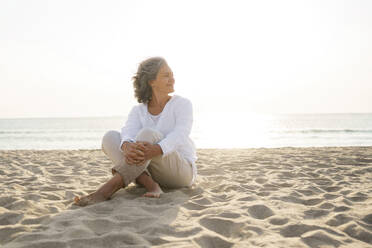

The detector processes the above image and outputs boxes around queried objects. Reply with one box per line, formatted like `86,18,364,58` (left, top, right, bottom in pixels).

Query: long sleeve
119,106,142,151
158,98,193,156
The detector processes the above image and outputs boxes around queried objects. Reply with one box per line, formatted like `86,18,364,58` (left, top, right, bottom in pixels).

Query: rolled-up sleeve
119,106,142,152
158,99,193,156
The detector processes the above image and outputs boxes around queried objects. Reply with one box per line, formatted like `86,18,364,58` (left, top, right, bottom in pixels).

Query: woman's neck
148,93,171,108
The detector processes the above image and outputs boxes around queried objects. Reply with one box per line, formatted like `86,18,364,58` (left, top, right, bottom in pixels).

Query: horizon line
1,112,372,120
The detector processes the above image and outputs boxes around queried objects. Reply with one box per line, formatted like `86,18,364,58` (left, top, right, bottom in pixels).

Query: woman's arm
119,106,142,152
157,98,193,156
119,105,147,165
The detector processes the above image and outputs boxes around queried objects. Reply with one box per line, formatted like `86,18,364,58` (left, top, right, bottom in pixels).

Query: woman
74,57,197,206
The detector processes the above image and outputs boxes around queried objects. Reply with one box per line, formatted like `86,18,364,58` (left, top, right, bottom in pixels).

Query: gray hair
132,57,167,104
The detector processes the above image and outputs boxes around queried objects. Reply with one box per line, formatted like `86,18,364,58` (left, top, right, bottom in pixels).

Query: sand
0,147,371,248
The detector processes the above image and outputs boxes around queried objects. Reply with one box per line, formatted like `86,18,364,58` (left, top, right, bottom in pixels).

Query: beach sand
0,147,371,247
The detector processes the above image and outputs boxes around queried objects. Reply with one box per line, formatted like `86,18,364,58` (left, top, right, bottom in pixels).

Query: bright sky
1,0,371,118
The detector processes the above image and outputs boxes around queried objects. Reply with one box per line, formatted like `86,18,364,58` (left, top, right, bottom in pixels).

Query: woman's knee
136,128,163,143
102,130,121,150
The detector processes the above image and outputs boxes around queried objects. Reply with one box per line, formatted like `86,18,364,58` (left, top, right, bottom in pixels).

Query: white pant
101,128,193,189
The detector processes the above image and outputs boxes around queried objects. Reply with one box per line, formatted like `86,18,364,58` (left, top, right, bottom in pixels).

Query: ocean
0,113,372,150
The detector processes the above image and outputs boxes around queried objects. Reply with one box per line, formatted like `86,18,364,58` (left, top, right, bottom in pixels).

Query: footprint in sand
269,217,289,226
0,212,23,225
334,205,351,212
321,186,342,193
199,217,245,238
262,183,280,192
218,212,241,219
237,196,258,202
274,195,303,204
301,231,342,248
342,198,354,206
303,209,330,219
296,189,316,196
256,191,271,197
345,192,368,202
326,214,353,227
194,235,234,248
362,214,372,225
302,198,324,206
255,178,267,184
342,223,372,244
279,224,319,237
313,178,333,186
319,203,334,210
0,196,18,208
247,204,274,220
355,158,372,163
323,193,340,200
341,190,352,195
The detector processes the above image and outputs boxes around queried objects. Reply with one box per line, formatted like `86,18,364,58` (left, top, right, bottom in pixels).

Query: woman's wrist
145,144,162,160
152,144,163,157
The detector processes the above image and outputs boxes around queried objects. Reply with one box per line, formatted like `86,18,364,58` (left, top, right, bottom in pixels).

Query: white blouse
149,113,161,125
119,95,197,185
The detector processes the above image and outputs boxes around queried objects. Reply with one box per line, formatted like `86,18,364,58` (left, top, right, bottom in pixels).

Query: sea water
0,113,371,150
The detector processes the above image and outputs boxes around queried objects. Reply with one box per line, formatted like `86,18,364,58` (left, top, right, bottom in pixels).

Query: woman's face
149,64,175,95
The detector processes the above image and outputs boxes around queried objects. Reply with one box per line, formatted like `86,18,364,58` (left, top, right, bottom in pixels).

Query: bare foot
73,192,108,207
143,182,163,198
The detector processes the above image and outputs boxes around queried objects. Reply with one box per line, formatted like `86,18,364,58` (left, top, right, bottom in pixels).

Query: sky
1,0,371,118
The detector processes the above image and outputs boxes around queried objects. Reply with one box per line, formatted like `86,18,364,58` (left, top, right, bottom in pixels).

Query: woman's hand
121,142,145,165
122,141,163,166
136,142,163,161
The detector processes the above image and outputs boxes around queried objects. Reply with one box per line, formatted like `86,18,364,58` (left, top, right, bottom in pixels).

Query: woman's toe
143,192,161,198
